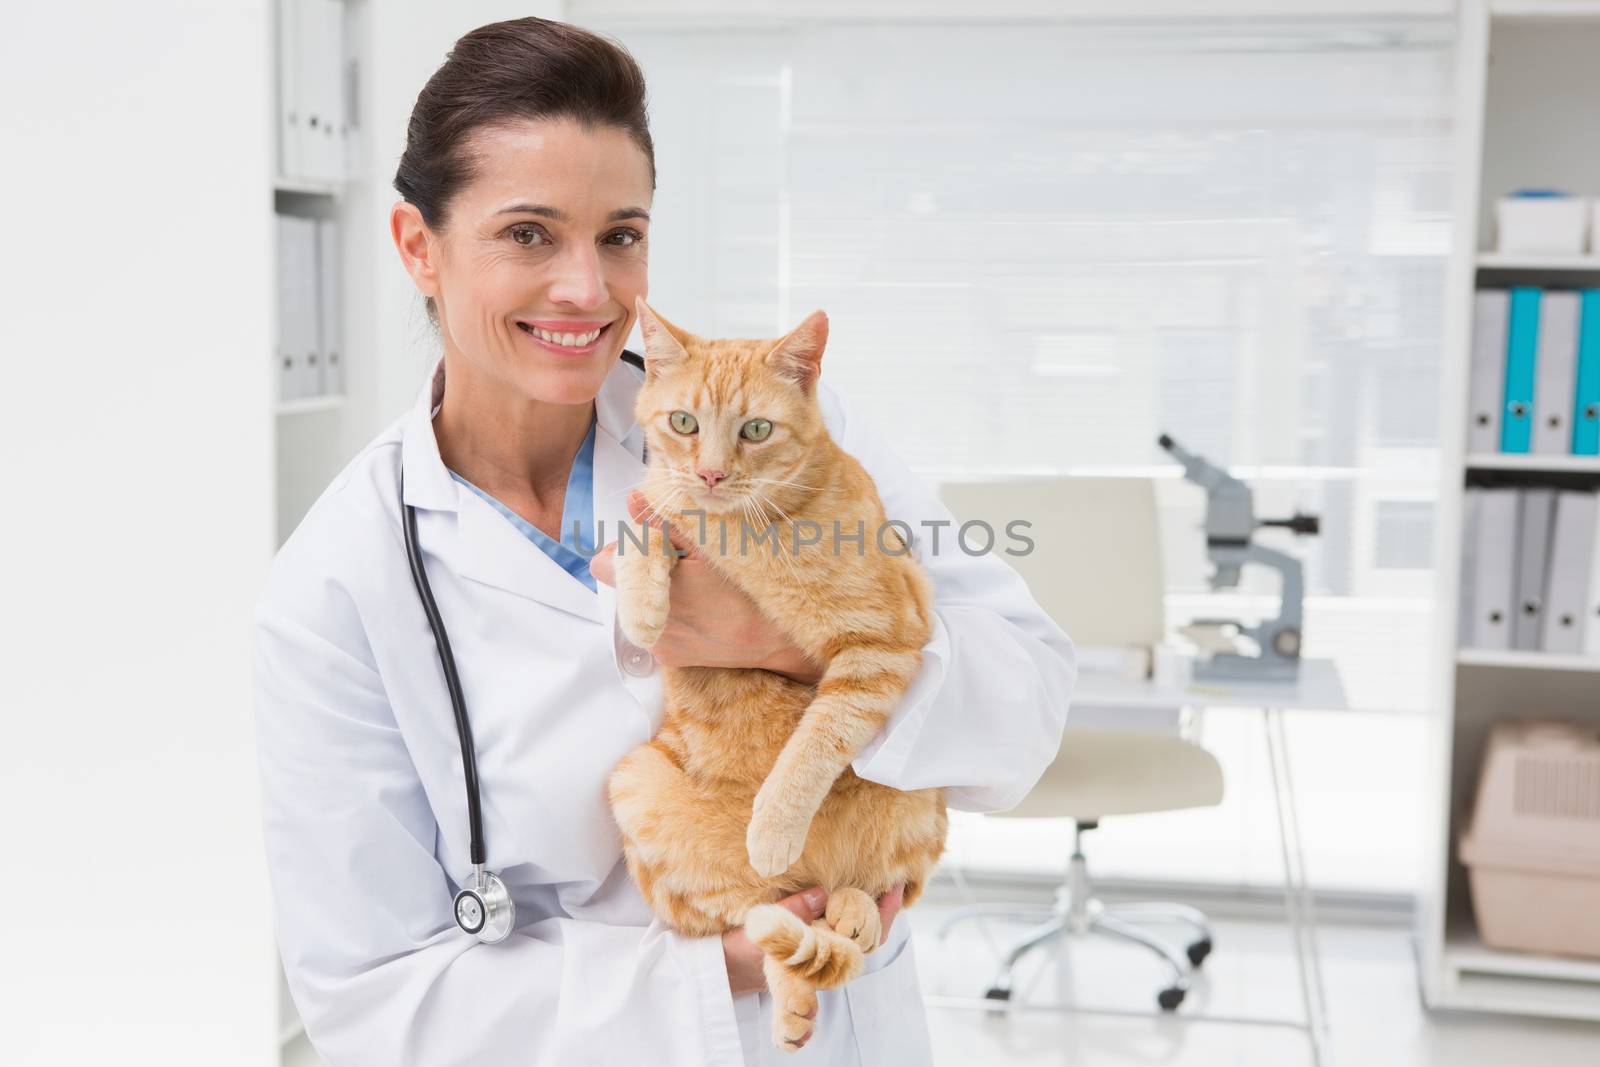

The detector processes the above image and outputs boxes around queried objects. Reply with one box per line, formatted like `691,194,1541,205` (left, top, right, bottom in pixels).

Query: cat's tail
743,904,864,990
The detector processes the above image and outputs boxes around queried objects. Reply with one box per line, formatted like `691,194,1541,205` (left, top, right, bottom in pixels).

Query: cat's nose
697,468,726,488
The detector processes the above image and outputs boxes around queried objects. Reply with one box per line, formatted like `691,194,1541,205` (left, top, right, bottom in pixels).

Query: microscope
1158,434,1320,681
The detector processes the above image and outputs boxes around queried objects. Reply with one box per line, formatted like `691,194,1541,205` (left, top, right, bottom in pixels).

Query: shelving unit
1420,0,1600,1024
269,0,367,1056
271,0,362,550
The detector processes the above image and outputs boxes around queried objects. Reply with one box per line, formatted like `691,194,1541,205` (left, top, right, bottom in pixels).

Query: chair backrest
939,477,1164,648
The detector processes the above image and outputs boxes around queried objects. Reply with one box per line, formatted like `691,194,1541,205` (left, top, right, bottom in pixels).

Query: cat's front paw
618,604,668,650
747,795,812,877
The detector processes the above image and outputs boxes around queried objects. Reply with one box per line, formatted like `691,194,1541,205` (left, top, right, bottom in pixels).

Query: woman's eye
605,227,645,247
669,410,698,435
508,224,551,248
741,418,772,442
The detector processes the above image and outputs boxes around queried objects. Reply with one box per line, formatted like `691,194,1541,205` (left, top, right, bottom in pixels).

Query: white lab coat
253,353,1076,1067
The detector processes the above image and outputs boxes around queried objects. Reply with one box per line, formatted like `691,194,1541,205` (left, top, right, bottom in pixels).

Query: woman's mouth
517,319,614,356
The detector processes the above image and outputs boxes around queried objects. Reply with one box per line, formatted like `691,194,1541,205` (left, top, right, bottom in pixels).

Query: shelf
1475,252,1600,270
1489,0,1600,22
275,394,345,416
274,176,343,197
1439,930,1600,1022
1457,649,1600,672
1465,453,1600,472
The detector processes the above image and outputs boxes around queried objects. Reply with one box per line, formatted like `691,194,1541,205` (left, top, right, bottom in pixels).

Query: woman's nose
546,243,606,309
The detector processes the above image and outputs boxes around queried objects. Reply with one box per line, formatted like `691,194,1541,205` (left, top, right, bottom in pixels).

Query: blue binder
1575,290,1600,456
1501,287,1541,454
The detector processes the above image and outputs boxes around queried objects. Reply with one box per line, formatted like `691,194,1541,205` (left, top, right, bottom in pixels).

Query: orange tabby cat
606,297,948,1052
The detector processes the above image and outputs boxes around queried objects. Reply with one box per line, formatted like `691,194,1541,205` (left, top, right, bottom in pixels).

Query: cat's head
632,297,829,516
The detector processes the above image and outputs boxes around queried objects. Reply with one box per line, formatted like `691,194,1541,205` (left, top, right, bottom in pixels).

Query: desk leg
1265,705,1330,1067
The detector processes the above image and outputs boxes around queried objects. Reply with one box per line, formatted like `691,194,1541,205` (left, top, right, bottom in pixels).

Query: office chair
937,478,1225,1011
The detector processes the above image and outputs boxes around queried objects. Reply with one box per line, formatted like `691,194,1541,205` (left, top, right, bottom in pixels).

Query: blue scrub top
448,413,600,592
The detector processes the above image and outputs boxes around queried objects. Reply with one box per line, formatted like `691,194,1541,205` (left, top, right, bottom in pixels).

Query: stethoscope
402,350,646,944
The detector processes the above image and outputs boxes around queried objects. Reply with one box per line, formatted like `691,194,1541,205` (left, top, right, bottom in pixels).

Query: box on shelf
1495,192,1590,255
1458,718,1600,959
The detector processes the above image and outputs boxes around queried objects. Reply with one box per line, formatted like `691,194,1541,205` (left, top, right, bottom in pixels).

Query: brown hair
394,17,656,324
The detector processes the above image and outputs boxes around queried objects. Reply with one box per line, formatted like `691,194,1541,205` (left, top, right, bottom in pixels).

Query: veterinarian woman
253,17,1075,1067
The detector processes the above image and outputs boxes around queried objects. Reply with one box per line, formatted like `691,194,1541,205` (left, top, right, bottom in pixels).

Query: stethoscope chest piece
455,866,515,943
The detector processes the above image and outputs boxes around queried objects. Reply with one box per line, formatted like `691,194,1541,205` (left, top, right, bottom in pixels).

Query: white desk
1083,654,1344,1066
937,654,1347,1067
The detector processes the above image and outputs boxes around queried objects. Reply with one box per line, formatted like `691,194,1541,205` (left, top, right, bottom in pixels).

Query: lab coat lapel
401,354,646,627
590,357,649,633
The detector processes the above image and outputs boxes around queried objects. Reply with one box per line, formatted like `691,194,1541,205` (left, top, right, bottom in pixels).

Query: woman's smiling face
393,116,653,406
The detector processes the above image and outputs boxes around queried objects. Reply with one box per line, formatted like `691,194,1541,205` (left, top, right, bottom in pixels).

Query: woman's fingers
876,883,906,946
587,541,616,586
626,490,702,558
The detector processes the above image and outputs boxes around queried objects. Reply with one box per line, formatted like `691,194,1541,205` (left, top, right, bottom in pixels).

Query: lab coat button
622,645,655,677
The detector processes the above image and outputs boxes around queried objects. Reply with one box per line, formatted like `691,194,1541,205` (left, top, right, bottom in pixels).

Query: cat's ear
635,296,691,377
765,310,828,394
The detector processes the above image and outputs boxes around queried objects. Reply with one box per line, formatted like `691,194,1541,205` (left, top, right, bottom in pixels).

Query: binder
1468,290,1508,454
274,0,302,180
1512,488,1555,651
1540,491,1598,653
1585,493,1600,655
275,0,344,183
315,218,343,396
1575,290,1600,456
274,214,299,402
1533,291,1580,455
303,0,345,183
294,216,322,396
1463,488,1519,650
275,215,319,398
1458,489,1482,648
1501,287,1541,453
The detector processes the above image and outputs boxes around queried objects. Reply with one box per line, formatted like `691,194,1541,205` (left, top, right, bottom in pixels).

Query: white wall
0,2,279,1063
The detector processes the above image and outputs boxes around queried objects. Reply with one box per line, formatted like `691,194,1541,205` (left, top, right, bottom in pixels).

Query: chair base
938,823,1214,1013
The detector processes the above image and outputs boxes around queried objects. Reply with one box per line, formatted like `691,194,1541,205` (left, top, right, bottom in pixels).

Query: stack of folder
1468,288,1600,456
1459,488,1600,654
275,213,342,404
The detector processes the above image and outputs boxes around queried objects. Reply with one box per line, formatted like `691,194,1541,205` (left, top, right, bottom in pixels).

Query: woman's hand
722,883,908,1049
589,492,825,684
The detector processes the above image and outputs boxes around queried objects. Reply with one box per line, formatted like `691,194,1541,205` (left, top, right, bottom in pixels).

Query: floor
282,895,1600,1067
911,899,1600,1067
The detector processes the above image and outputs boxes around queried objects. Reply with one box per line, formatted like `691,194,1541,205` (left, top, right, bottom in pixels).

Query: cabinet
1420,0,1600,1022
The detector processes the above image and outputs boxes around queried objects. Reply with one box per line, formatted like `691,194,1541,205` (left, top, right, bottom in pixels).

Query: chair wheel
1186,938,1213,968
984,987,1011,1002
1157,987,1185,1011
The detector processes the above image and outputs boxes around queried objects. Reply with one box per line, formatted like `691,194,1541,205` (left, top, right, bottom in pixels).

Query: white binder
304,0,345,183
1542,491,1598,653
274,0,302,180
1512,488,1555,651
275,0,344,183
1534,291,1581,455
276,215,320,398
296,216,323,396
1585,494,1600,656
1468,289,1508,454
1464,488,1519,650
316,218,342,396
274,214,300,402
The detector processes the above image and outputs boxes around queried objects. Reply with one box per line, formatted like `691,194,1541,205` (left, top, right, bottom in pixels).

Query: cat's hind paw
824,887,881,955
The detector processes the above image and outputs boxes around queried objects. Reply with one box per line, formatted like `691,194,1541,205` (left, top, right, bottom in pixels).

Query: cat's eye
740,418,773,442
669,410,698,435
